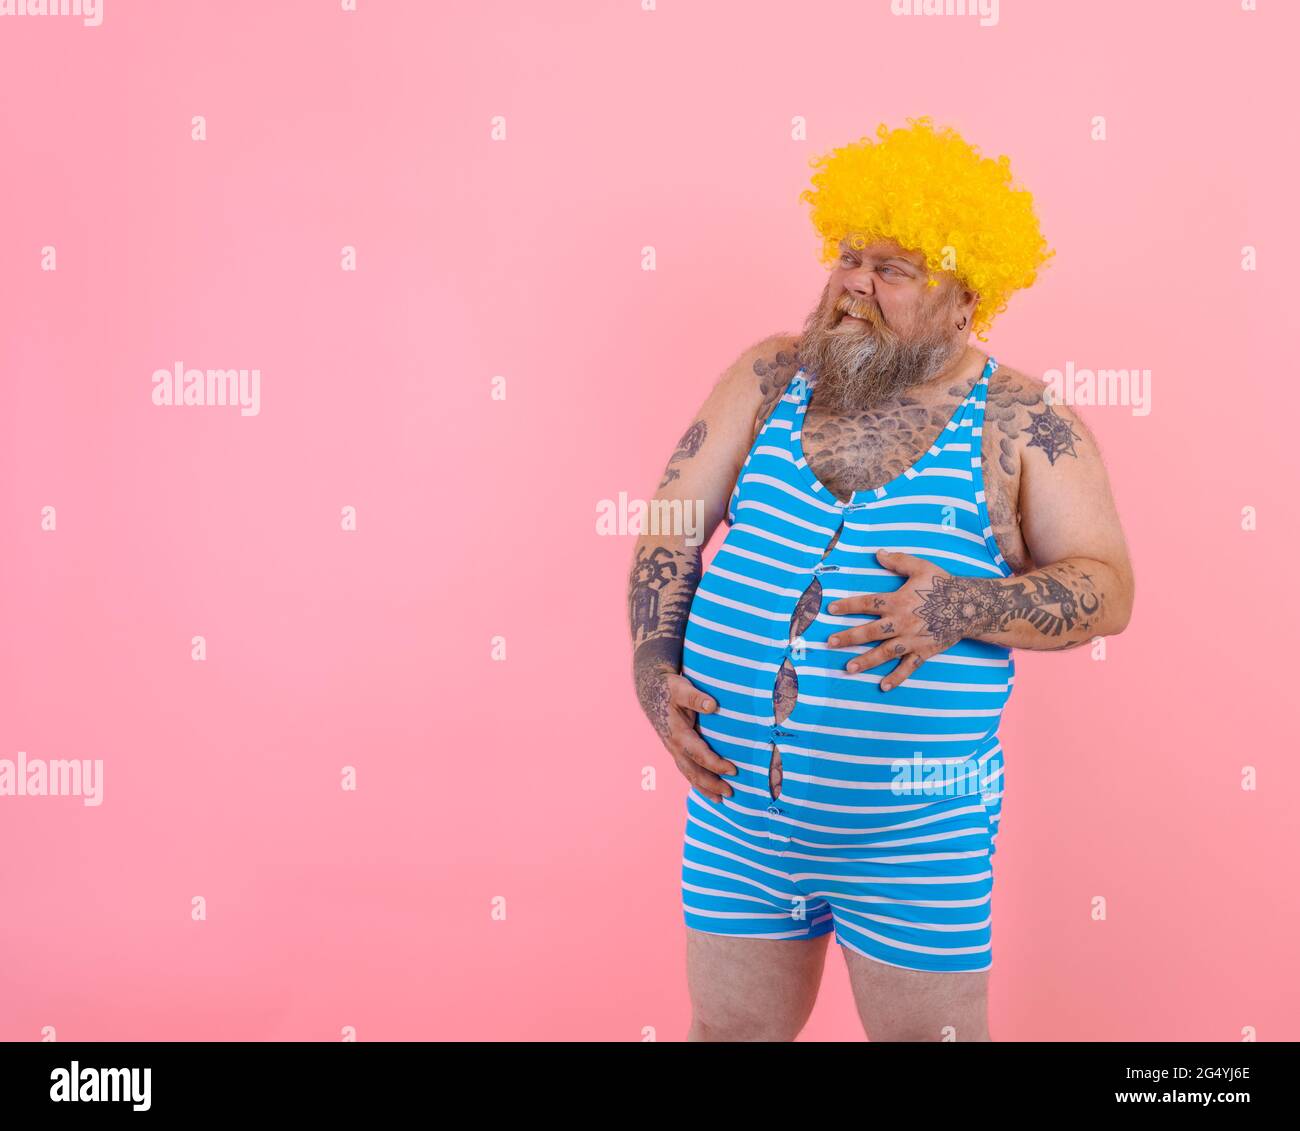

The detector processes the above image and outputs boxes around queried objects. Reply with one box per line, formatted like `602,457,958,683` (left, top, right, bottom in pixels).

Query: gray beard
797,297,963,414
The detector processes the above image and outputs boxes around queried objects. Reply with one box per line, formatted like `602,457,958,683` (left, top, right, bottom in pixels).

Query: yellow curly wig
799,117,1054,341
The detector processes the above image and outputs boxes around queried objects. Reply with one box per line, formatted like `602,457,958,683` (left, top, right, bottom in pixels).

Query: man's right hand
635,662,737,802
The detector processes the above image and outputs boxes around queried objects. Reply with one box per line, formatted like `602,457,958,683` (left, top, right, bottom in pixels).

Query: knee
688,1012,805,1042
869,1022,990,1042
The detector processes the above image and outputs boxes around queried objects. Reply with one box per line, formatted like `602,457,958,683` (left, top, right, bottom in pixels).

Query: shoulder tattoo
986,367,1081,471
750,340,803,444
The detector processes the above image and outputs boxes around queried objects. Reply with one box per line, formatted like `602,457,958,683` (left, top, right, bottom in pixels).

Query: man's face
797,235,972,412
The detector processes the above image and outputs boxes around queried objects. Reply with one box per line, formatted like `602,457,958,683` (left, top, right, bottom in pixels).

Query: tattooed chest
801,403,956,498
800,403,1032,574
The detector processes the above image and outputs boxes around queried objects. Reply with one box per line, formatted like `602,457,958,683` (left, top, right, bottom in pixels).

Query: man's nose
841,279,875,308
842,270,876,297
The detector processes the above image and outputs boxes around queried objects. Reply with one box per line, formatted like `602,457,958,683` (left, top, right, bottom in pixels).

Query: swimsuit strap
967,355,998,437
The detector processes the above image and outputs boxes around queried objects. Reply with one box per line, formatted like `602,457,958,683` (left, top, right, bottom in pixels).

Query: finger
826,593,892,617
674,724,738,780
845,638,911,673
880,651,926,692
828,618,898,650
672,751,731,802
666,672,717,714
875,549,932,576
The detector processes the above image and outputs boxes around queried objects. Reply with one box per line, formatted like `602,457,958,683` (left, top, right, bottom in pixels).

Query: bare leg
842,946,990,1041
685,929,830,1041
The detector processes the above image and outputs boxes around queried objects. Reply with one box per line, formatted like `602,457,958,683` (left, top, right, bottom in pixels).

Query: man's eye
880,266,899,276
839,253,855,266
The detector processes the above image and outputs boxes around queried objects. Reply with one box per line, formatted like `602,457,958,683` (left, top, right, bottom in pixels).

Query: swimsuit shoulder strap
966,355,998,436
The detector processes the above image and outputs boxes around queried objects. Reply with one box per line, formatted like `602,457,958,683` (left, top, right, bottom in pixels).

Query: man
627,119,1134,1041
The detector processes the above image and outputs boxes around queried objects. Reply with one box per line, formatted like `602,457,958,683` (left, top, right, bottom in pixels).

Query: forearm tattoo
914,562,1102,645
658,420,708,488
629,544,703,737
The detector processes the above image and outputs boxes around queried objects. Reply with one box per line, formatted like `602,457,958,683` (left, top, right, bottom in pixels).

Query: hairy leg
685,929,830,1041
842,946,990,1041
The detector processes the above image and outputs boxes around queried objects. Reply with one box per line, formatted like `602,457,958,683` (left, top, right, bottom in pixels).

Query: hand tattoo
634,637,679,742
914,564,1101,642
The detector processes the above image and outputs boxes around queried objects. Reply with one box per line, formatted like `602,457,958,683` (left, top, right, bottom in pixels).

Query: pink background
2,1,1296,1041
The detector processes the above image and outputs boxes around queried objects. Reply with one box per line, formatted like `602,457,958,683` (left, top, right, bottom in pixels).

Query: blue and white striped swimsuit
679,356,1014,973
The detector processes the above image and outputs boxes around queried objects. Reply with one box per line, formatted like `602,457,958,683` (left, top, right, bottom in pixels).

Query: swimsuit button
767,805,780,816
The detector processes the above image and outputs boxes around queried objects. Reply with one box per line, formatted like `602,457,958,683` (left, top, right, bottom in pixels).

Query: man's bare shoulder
749,332,803,398
700,333,803,444
986,361,1045,407
732,333,802,438
712,332,800,395
986,360,1098,472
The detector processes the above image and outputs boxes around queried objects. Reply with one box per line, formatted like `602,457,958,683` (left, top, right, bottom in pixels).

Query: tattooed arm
629,335,800,798
960,381,1134,649
826,375,1135,685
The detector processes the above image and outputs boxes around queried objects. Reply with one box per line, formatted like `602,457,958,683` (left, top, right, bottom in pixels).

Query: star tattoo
1022,401,1080,465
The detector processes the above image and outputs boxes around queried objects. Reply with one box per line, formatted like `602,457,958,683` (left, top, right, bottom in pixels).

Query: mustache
833,295,879,321
797,288,960,413
829,295,894,336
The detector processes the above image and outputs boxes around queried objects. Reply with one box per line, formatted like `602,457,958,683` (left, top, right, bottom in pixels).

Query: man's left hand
825,550,961,692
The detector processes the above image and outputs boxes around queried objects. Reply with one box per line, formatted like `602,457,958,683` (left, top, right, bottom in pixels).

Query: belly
681,519,1015,806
